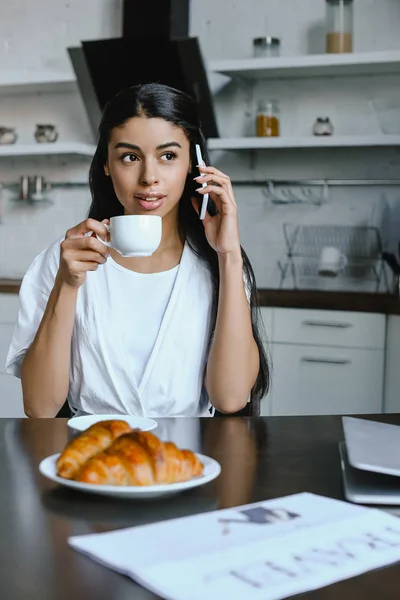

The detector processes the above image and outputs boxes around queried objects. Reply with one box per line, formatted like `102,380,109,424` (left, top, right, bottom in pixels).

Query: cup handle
96,223,112,248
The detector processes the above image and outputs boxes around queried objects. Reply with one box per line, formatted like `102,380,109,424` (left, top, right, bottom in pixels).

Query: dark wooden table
1,415,400,600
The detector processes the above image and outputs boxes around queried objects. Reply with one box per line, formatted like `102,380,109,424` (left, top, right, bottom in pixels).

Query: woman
6,83,269,418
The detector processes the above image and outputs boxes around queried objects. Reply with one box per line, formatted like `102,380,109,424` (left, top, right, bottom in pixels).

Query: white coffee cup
318,246,347,277
96,215,162,257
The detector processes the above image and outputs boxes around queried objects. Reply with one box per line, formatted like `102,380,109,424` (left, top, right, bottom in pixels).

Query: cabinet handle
301,356,351,365
302,320,353,329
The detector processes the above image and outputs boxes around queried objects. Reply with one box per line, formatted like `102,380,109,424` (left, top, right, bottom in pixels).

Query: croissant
56,420,132,479
73,430,204,486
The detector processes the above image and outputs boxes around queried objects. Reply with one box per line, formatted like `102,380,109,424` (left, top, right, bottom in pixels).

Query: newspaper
69,492,400,600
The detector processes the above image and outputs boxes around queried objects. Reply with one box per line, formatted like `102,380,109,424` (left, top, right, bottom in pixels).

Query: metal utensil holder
278,224,388,292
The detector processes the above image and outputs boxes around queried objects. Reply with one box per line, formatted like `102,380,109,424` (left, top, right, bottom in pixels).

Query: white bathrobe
5,238,215,417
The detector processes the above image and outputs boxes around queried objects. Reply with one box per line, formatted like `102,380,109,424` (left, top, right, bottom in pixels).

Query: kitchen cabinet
0,294,24,417
259,307,273,340
270,344,383,416
383,315,400,413
260,307,385,417
273,308,385,349
0,373,25,418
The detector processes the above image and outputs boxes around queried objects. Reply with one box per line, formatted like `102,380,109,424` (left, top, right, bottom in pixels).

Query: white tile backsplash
1,182,399,291
0,188,90,278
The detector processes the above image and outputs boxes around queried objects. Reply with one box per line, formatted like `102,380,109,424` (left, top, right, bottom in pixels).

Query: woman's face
105,116,191,220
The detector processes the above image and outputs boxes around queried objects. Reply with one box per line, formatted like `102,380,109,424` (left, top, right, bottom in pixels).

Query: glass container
253,37,281,58
326,0,353,54
256,100,280,137
313,117,334,136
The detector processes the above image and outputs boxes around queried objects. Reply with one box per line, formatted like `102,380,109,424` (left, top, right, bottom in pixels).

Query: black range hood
68,1,218,141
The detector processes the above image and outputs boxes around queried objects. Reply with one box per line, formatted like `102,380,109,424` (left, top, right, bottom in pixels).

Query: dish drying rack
278,224,389,292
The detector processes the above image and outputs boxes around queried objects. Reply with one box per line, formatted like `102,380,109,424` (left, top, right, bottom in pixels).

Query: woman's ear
104,163,110,177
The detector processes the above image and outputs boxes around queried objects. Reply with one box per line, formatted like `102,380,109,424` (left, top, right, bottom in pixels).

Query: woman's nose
140,163,159,186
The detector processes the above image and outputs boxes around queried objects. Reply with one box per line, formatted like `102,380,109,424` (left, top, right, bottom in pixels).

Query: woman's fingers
195,167,237,207
196,165,230,181
71,261,103,272
195,184,237,215
62,233,109,259
66,218,109,240
62,250,107,265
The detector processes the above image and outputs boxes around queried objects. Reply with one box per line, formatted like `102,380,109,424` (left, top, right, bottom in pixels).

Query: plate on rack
39,453,221,499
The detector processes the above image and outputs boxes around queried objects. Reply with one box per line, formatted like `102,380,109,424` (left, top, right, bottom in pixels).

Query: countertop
2,415,400,599
2,278,400,315
0,279,21,294
257,288,400,315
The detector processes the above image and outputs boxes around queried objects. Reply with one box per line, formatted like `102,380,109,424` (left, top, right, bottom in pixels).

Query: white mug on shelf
318,246,347,277
96,215,162,257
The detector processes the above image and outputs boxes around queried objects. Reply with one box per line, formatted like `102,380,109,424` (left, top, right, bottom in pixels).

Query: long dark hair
88,83,269,408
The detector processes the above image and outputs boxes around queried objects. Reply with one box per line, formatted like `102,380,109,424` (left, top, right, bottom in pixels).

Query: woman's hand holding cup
57,218,110,289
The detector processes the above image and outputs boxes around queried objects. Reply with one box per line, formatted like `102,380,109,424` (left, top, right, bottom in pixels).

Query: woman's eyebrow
114,141,182,151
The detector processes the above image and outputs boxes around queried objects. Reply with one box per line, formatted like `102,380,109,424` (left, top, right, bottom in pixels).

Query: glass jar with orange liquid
256,100,280,137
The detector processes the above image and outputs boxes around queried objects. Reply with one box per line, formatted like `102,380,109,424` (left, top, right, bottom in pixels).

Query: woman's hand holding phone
192,145,241,258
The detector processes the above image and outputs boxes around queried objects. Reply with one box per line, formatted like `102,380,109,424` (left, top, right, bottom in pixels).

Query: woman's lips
134,195,165,211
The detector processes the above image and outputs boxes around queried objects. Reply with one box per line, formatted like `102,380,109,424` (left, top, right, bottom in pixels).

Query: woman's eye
121,154,138,163
161,152,177,161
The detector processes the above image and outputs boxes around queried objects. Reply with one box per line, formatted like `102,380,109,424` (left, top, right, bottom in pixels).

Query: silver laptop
339,442,400,505
342,416,400,476
340,417,400,505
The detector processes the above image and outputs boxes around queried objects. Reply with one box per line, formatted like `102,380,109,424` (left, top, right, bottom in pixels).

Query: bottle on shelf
326,0,353,54
256,100,280,137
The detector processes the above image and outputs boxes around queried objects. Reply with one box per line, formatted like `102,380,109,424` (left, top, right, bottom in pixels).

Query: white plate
67,414,157,434
39,453,221,499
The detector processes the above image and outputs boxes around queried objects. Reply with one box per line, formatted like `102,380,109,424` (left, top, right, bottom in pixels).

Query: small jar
0,126,17,145
313,117,334,136
256,100,280,137
253,37,281,58
34,124,58,143
326,0,353,54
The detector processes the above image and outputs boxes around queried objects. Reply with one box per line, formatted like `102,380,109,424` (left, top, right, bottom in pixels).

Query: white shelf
207,135,400,150
209,51,400,80
0,71,77,95
0,142,96,158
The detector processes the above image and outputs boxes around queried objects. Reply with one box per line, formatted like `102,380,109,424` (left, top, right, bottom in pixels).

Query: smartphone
195,144,209,220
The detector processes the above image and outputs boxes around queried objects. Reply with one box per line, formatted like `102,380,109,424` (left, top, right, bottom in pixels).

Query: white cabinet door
384,315,400,413
271,343,384,416
0,373,25,417
259,308,274,416
0,294,20,324
259,307,273,340
260,342,274,416
273,309,385,349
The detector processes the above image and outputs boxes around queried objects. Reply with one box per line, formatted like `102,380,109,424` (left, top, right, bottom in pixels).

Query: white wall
0,0,399,290
0,0,123,72
191,0,400,59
